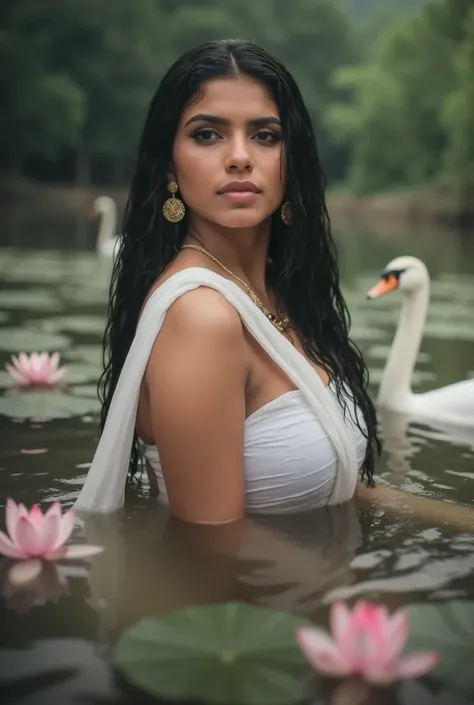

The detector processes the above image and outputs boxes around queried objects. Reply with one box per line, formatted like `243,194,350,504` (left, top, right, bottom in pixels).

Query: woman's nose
225,137,252,172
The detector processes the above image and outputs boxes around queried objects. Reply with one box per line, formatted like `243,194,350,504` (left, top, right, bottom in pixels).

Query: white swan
92,196,119,258
367,255,474,426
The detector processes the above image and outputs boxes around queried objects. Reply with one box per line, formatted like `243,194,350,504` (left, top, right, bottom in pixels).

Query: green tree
326,0,474,193
442,6,474,193
0,1,85,175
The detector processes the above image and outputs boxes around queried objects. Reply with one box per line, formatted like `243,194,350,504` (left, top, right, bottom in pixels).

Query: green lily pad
63,344,103,368
406,601,474,699
0,390,100,419
0,311,8,323
25,315,106,336
349,325,388,342
0,328,71,353
368,367,437,387
70,384,99,399
0,289,61,311
423,321,474,342
114,602,314,705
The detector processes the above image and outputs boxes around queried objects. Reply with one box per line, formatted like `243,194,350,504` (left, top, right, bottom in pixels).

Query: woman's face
171,75,285,229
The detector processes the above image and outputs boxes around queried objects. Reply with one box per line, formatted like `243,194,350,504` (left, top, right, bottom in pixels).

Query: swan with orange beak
367,256,474,426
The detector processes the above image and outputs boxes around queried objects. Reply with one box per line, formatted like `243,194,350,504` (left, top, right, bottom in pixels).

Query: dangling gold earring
280,201,291,225
162,181,185,223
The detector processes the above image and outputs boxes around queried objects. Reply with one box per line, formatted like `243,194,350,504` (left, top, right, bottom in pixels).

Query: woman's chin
212,210,271,230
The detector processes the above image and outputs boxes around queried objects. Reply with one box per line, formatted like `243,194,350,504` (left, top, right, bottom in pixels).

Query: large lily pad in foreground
114,602,314,705
0,390,100,419
406,601,474,699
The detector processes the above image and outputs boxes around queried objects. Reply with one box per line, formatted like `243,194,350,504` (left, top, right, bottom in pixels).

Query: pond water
0,205,473,705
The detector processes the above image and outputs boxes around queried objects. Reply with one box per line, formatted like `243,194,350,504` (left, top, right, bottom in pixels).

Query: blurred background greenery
2,0,472,218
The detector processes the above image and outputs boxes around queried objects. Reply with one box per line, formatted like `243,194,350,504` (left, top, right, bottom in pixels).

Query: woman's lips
219,190,259,202
217,181,261,202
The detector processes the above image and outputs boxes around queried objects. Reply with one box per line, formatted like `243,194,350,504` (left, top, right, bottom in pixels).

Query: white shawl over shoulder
75,267,358,513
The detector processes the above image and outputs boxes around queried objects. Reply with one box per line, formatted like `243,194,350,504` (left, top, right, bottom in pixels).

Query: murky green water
0,206,473,705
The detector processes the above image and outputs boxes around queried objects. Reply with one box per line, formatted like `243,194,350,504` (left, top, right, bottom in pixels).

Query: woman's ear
166,162,176,184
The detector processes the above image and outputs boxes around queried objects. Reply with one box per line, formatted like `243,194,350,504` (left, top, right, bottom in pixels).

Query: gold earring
280,201,291,225
162,181,185,223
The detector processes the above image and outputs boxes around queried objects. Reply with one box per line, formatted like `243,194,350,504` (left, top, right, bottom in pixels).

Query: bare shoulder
164,286,243,339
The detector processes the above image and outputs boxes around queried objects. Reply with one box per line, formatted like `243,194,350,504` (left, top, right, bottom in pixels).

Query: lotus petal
0,530,25,559
396,652,441,680
63,544,104,559
296,626,353,677
53,508,76,549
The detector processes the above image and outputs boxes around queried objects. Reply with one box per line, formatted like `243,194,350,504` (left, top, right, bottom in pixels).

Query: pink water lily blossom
6,352,68,386
0,499,103,586
296,600,440,685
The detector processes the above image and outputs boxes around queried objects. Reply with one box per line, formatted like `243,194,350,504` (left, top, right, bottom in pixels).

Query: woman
76,38,379,522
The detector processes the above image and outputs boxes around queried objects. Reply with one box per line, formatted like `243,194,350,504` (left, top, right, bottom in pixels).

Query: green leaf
70,384,99,399
406,601,474,698
0,329,71,352
0,290,61,311
0,390,100,419
114,602,315,705
64,344,102,368
25,315,106,336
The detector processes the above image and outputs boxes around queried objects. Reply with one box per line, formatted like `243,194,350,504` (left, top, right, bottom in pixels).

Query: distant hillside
344,0,425,16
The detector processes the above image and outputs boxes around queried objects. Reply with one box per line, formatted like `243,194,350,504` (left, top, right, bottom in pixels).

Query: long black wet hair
99,38,380,484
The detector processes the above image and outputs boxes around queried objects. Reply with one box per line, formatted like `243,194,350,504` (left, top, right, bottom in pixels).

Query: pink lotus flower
296,600,440,685
6,352,68,386
0,499,103,586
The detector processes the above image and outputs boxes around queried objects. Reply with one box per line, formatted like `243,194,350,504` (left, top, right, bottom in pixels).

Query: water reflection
1,206,474,704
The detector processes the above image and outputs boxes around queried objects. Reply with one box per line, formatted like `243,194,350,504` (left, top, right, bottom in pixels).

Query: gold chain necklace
181,244,290,333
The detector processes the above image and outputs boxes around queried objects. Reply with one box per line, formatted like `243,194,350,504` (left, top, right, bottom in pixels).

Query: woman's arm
355,480,474,532
145,287,248,525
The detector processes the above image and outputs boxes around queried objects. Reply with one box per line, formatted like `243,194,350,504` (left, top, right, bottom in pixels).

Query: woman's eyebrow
184,113,282,128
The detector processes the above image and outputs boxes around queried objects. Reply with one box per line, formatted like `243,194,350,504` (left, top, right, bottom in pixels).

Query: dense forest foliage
2,0,472,196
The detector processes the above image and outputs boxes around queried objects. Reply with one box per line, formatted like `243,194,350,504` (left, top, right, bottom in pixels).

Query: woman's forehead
181,76,279,124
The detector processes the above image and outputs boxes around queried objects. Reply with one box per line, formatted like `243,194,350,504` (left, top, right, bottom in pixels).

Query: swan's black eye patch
381,268,404,282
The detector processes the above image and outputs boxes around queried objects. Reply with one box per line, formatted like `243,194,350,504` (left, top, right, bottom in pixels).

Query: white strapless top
76,268,364,514
142,385,367,514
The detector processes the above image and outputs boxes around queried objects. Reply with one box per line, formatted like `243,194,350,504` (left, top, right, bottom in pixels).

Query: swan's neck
96,204,116,250
378,280,429,410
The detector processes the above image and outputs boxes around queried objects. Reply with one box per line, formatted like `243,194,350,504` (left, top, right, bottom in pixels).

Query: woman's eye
192,128,220,142
254,131,282,144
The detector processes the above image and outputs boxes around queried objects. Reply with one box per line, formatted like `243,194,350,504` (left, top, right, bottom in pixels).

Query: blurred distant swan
93,196,119,258
368,255,474,426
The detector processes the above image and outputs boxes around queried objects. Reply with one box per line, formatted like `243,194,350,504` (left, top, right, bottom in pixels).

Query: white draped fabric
75,267,358,513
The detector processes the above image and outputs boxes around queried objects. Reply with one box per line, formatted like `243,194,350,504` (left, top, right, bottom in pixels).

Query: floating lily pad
0,311,8,323
0,289,61,311
70,384,99,399
64,344,102,367
368,345,431,364
0,328,71,353
349,325,388,342
0,390,100,419
423,321,474,342
26,315,106,336
406,601,474,699
368,368,437,386
114,602,314,705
